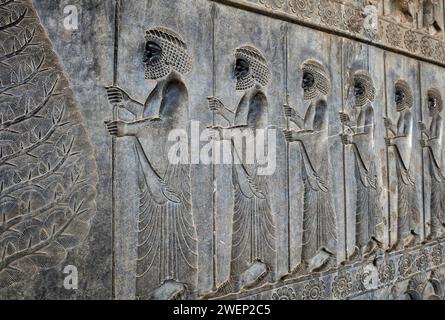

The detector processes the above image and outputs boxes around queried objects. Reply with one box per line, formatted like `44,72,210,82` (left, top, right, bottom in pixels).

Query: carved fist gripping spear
339,71,383,262
384,80,420,251
283,60,337,275
419,88,445,240
105,27,197,300
205,46,276,297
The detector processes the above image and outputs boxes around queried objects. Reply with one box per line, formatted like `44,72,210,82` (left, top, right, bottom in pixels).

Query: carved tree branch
0,204,88,271
0,8,27,32
0,55,45,95
0,138,75,201
0,0,14,8
0,104,66,166
1,179,86,234
0,26,36,63
0,77,59,131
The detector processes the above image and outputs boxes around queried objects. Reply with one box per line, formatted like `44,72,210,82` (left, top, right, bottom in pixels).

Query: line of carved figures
104,27,445,300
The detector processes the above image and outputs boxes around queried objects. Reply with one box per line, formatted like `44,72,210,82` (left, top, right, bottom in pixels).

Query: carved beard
145,59,171,80
396,100,407,112
303,86,318,101
236,73,255,91
354,93,368,108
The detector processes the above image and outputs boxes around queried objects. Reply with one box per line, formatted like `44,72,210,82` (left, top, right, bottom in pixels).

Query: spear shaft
111,0,121,300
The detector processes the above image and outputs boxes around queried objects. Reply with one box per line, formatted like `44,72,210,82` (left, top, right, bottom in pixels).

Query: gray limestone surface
0,0,444,300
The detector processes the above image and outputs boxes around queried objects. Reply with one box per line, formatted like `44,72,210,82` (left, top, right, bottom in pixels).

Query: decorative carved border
211,0,445,67
211,240,445,300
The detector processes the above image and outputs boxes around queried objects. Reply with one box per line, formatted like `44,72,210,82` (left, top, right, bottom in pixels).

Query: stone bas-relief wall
0,0,98,299
1,0,445,300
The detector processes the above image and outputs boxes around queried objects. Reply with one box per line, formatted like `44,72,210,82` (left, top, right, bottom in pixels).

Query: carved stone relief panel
0,0,97,298
420,0,443,37
2,0,445,301
419,62,445,241
340,39,388,262
205,4,288,298
285,24,345,270
215,0,445,65
383,0,418,26
33,0,115,299
384,52,424,249
109,0,213,299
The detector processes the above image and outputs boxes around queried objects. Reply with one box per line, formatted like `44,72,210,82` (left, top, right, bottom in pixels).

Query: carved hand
105,120,128,137
420,139,430,148
283,129,298,142
283,104,296,118
339,111,351,124
418,121,427,133
105,86,130,106
207,96,225,114
206,125,224,141
340,133,353,145
384,137,394,147
383,117,393,129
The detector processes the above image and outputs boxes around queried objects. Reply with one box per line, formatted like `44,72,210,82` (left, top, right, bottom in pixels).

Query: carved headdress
301,59,330,100
235,45,270,91
144,27,192,80
395,80,413,111
428,87,443,113
353,71,376,107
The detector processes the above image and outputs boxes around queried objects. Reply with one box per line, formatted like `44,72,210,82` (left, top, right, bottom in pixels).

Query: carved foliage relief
10,0,445,300
0,0,96,289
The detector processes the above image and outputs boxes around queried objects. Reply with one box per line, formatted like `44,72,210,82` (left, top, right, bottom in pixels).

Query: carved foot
387,240,404,252
347,246,362,263
151,280,187,300
239,261,269,291
201,279,236,299
283,261,308,279
403,232,419,248
309,248,335,273
363,238,383,260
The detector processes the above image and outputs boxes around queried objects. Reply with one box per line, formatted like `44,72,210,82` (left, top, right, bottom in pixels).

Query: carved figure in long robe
340,71,383,261
105,27,197,300
419,88,445,240
384,80,420,250
283,60,337,275
206,46,276,295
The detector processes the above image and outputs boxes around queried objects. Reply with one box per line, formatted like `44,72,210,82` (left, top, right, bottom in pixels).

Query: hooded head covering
428,87,443,113
144,27,192,80
301,59,330,100
395,80,413,112
234,45,270,91
353,71,376,107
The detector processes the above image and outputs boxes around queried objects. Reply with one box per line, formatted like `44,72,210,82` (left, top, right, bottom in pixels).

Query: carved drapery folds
420,88,445,240
105,27,198,300
385,80,420,250
204,45,276,298
284,60,337,275
340,71,383,262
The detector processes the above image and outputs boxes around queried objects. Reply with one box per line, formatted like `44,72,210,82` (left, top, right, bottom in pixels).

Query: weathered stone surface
0,0,97,299
1,0,445,300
